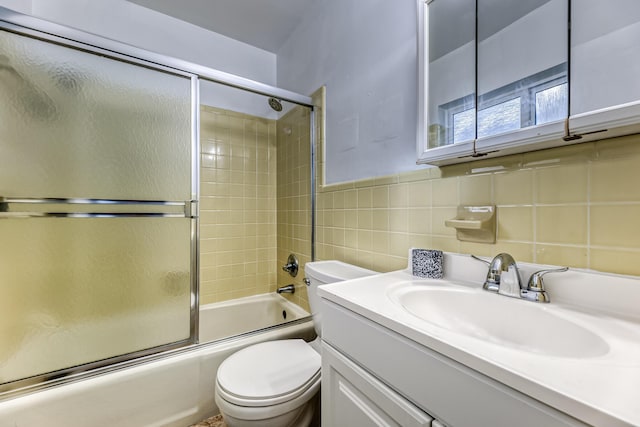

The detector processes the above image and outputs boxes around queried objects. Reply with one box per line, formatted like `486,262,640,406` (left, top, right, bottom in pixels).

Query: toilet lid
216,339,321,407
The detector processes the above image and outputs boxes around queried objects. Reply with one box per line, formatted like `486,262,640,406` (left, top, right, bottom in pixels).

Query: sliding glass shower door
0,27,197,389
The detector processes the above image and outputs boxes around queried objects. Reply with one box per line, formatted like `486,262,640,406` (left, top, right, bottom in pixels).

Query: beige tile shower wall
200,106,277,304
276,104,313,311
317,134,640,277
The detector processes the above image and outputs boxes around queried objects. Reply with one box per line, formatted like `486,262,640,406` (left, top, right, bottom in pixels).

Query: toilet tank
304,261,377,338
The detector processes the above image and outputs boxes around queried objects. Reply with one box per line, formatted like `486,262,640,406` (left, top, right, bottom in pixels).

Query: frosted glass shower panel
0,217,192,385
0,28,195,390
0,30,192,201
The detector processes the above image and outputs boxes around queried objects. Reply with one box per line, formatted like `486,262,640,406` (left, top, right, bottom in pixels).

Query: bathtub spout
277,284,295,294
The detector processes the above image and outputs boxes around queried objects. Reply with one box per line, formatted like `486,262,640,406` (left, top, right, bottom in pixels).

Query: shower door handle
0,212,186,219
0,197,196,218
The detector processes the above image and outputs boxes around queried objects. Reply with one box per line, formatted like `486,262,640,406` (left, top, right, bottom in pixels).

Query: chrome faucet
472,253,568,303
480,253,523,297
277,284,295,294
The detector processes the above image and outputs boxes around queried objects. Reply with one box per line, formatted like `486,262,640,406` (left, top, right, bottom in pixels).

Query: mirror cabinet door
426,0,476,149
476,0,568,139
571,0,640,115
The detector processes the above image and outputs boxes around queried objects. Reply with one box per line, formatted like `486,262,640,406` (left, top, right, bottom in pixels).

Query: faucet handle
282,253,299,277
527,267,569,292
522,267,568,303
470,254,490,265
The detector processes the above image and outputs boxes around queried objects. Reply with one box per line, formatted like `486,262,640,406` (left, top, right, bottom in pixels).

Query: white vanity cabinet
321,300,589,427
322,343,433,427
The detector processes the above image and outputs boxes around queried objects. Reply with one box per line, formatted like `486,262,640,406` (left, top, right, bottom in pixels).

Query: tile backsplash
316,134,640,277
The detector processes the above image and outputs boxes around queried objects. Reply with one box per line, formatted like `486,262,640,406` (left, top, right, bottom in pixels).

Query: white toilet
214,260,377,427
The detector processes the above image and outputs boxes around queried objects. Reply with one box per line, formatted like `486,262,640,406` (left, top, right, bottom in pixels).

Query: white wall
277,0,425,184
29,0,276,85
0,0,30,14
0,0,278,117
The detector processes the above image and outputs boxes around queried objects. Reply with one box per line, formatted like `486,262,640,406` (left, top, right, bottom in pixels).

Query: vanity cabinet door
569,0,640,138
321,342,433,427
323,301,590,427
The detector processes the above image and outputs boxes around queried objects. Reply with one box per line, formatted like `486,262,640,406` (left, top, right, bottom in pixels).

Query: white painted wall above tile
0,0,277,86
277,0,428,184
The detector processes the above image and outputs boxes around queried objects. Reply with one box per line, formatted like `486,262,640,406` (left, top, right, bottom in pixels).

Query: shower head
268,97,283,112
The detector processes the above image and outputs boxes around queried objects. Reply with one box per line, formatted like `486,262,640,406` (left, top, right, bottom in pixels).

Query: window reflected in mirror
476,0,568,138
438,66,568,144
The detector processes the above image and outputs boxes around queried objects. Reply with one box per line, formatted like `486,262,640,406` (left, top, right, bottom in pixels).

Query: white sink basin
388,281,609,358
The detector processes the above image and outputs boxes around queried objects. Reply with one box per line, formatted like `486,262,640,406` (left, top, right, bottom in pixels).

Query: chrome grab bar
0,197,197,219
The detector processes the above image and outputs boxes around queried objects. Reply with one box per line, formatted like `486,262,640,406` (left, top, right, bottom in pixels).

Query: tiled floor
189,414,226,427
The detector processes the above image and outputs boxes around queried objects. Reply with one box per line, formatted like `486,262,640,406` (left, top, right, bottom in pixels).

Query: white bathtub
0,293,314,427
199,293,310,343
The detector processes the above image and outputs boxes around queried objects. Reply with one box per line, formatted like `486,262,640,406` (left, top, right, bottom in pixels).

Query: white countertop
318,254,640,427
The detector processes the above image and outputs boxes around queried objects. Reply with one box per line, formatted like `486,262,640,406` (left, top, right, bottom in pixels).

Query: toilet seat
216,339,321,408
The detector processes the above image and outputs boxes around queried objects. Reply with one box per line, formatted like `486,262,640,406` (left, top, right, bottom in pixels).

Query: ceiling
127,0,314,53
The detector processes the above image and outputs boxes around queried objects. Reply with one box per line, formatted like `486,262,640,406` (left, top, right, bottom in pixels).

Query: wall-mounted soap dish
445,205,496,243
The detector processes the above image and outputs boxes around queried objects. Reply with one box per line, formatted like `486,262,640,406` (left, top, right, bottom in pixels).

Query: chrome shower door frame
0,9,202,398
0,5,316,398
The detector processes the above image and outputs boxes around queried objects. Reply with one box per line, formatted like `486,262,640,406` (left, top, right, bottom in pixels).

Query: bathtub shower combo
0,7,315,426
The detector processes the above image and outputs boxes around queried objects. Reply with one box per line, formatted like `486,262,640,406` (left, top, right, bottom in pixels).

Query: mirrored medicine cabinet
418,0,640,166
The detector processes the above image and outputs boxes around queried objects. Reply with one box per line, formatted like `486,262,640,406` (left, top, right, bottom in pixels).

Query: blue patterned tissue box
411,249,444,279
